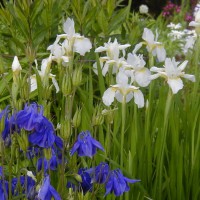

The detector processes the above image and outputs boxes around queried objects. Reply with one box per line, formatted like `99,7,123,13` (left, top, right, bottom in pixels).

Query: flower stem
120,96,126,169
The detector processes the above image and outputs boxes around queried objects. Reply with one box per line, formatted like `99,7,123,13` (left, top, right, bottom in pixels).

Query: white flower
54,18,92,56
30,58,59,93
189,10,200,33
95,38,130,60
27,170,37,182
139,4,149,14
47,43,69,63
182,36,196,53
167,22,182,29
95,38,130,75
142,28,166,62
126,53,151,87
150,57,195,94
102,71,144,108
12,56,22,72
168,30,185,40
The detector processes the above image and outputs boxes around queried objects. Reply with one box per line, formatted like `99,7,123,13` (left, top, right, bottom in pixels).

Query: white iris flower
54,18,92,56
30,58,59,93
189,10,200,33
142,28,166,62
126,53,151,87
102,71,144,108
47,43,69,63
94,38,130,76
150,57,195,94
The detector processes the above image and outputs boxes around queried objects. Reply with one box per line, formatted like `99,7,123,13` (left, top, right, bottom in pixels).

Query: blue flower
104,169,140,196
67,168,93,194
38,175,61,200
37,149,62,172
0,180,9,200
0,106,11,144
70,131,104,158
11,103,43,131
12,176,36,199
87,162,110,184
28,117,63,148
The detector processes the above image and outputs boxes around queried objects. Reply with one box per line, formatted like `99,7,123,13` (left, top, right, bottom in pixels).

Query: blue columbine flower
0,180,9,200
38,175,61,200
70,131,104,158
87,162,110,184
28,117,63,149
11,103,43,131
0,106,11,145
104,169,140,196
67,168,93,194
12,176,36,199
37,149,62,172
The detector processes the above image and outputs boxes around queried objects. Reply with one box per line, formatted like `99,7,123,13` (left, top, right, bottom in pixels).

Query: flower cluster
162,1,181,18
167,22,197,54
94,28,167,108
68,162,139,196
0,103,64,199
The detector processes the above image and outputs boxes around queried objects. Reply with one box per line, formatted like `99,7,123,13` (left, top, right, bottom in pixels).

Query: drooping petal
95,46,107,52
116,71,128,86
102,88,116,106
105,175,114,196
182,74,195,82
81,140,93,158
167,78,183,94
156,46,166,62
135,68,151,87
133,90,144,108
91,137,105,152
189,21,200,27
73,38,92,56
150,66,164,73
70,141,80,156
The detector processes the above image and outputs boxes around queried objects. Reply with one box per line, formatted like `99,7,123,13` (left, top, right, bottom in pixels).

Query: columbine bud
92,104,104,126
72,107,82,128
74,174,82,183
12,56,22,73
72,67,82,87
62,73,72,96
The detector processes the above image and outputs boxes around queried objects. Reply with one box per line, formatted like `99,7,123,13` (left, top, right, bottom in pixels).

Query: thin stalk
157,90,173,199
120,96,126,169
